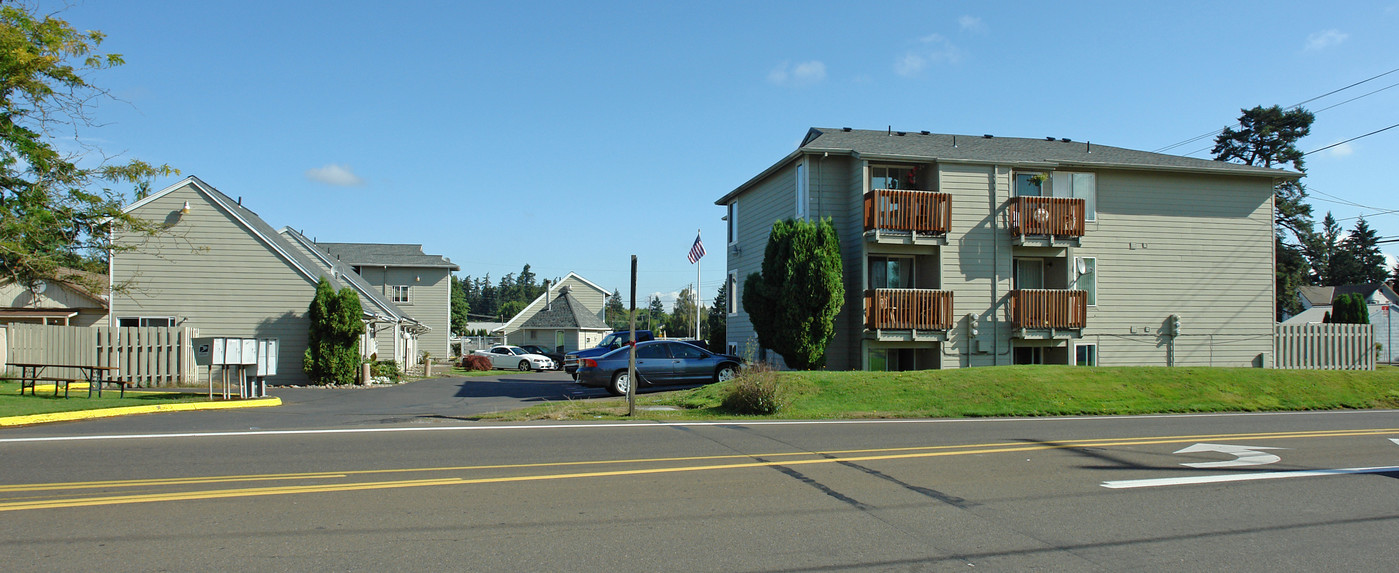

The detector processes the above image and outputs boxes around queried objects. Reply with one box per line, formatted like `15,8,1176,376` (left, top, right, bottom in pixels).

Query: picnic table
11,362,124,398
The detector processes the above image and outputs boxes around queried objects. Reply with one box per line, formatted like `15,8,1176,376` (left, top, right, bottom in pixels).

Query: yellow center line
3,427,1396,511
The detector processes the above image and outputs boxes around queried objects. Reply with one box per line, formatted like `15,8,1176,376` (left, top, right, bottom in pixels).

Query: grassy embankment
0,381,209,418
484,365,1399,421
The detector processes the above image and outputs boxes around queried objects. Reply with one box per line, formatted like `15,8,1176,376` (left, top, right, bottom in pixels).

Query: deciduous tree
0,4,176,291
742,217,844,370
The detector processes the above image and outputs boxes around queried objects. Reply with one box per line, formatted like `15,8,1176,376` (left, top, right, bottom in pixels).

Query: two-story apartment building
312,242,459,359
717,128,1299,370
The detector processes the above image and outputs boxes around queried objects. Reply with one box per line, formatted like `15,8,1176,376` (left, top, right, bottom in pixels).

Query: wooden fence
1275,323,1375,370
4,324,196,386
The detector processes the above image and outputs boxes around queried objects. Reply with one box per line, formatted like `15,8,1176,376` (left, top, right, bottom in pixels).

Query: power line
1153,66,1399,154
1304,122,1399,155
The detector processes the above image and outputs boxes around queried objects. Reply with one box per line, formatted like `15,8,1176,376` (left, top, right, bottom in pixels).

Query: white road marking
1175,443,1285,468
1102,466,1399,489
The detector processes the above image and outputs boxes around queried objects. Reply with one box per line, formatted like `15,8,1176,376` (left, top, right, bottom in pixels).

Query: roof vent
920,130,930,135
983,134,993,139
841,127,852,132
896,131,906,136
1045,136,1055,141
1061,138,1072,142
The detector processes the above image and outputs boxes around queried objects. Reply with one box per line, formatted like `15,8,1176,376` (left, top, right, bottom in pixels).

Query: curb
0,396,283,427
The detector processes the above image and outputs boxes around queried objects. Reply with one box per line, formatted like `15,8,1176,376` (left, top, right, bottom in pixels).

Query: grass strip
482,365,1399,421
0,381,209,418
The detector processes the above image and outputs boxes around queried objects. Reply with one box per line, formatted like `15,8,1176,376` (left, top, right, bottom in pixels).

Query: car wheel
715,364,739,383
518,360,531,372
608,370,631,396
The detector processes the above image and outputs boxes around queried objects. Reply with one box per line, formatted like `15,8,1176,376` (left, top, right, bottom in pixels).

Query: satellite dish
30,280,47,294
1075,258,1088,275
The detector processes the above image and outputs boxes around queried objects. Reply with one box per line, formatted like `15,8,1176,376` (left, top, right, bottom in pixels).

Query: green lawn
482,365,1399,421
0,381,210,418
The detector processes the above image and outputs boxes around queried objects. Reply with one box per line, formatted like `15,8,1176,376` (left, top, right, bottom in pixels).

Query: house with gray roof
717,127,1300,370
311,242,459,358
1285,283,1398,363
112,176,431,384
495,273,612,353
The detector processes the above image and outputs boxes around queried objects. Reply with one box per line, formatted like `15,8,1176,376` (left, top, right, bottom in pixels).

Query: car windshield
507,347,525,355
599,333,626,349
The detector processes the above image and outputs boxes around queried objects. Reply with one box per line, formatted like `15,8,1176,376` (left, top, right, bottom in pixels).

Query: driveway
1,371,617,437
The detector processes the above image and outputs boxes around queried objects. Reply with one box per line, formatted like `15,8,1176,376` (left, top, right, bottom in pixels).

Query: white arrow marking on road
1390,438,1399,447
1175,443,1285,468
1102,466,1399,489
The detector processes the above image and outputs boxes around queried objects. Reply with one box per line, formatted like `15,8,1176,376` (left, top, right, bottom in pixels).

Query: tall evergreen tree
605,289,627,330
304,278,363,384
1305,212,1343,285
742,217,844,370
647,295,666,333
705,281,728,353
1211,104,1314,319
449,276,469,335
1334,217,1388,285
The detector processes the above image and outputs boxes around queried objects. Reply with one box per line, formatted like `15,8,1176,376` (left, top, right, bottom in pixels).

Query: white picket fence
4,324,196,386
1275,323,1375,370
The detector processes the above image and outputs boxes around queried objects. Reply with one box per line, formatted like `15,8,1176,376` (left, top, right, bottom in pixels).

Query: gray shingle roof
718,127,1300,204
519,291,610,330
316,242,458,270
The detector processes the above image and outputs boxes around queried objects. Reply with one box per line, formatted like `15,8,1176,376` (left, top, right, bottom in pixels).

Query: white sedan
474,346,556,371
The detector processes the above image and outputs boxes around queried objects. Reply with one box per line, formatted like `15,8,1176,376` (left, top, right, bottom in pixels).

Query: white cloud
305,164,365,186
1327,142,1355,157
895,34,963,77
768,60,826,86
959,15,985,32
1305,29,1348,51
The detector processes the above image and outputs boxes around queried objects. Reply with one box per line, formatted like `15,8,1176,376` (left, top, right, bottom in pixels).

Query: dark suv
563,330,655,377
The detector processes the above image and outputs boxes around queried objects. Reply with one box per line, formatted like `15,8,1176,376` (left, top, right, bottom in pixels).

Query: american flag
687,234,706,264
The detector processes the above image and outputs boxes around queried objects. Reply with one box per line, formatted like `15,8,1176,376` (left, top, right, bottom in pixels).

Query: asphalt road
2,373,1398,571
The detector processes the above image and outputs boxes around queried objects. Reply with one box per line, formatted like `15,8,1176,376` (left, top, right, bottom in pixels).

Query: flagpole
695,229,702,341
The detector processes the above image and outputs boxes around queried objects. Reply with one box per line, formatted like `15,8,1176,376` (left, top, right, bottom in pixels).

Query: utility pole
627,255,637,416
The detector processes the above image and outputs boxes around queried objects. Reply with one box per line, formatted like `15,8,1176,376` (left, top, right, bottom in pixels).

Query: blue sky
59,1,1399,309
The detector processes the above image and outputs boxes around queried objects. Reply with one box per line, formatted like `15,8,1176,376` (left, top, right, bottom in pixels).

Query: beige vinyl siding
724,161,799,364
112,184,321,384
935,163,1013,368
355,266,452,357
810,155,859,370
1077,171,1274,367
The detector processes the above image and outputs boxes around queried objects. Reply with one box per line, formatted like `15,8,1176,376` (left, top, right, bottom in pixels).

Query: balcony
1008,197,1085,246
1009,289,1087,337
864,189,951,245
864,288,954,341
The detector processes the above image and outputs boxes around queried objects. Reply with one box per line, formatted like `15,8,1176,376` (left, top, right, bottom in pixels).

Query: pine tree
1335,218,1387,285
705,281,728,353
304,277,363,384
605,289,627,330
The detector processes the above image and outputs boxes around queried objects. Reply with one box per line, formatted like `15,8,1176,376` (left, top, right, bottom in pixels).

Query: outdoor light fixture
181,201,191,215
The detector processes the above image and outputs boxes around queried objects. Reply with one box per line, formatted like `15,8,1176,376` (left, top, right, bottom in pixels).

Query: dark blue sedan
576,340,742,396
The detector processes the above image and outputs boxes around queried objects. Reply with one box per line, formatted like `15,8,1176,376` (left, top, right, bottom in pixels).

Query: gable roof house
716,127,1299,370
308,242,459,359
1286,283,1399,364
494,273,612,354
0,268,108,328
112,176,434,384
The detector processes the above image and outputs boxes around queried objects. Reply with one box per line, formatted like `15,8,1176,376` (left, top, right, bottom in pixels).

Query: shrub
721,365,788,415
371,360,402,382
460,354,492,371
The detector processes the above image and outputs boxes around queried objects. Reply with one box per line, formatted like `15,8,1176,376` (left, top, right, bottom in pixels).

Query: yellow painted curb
0,397,283,427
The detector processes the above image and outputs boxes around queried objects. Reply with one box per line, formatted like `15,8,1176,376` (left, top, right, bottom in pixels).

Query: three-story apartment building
717,128,1299,370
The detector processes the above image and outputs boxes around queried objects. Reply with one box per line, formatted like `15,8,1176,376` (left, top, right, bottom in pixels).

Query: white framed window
726,203,737,245
118,317,174,327
392,285,411,303
1051,172,1096,221
795,159,809,219
727,272,738,315
871,165,919,191
1075,257,1097,306
1075,343,1097,366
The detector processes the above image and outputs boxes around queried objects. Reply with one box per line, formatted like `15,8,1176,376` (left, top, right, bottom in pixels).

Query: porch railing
864,289,955,331
864,190,952,234
1009,289,1087,329
1008,197,1085,237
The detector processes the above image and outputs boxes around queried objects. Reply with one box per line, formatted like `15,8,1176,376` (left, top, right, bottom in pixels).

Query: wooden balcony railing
864,289,954,331
1008,197,1085,237
864,190,952,234
1009,289,1088,330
